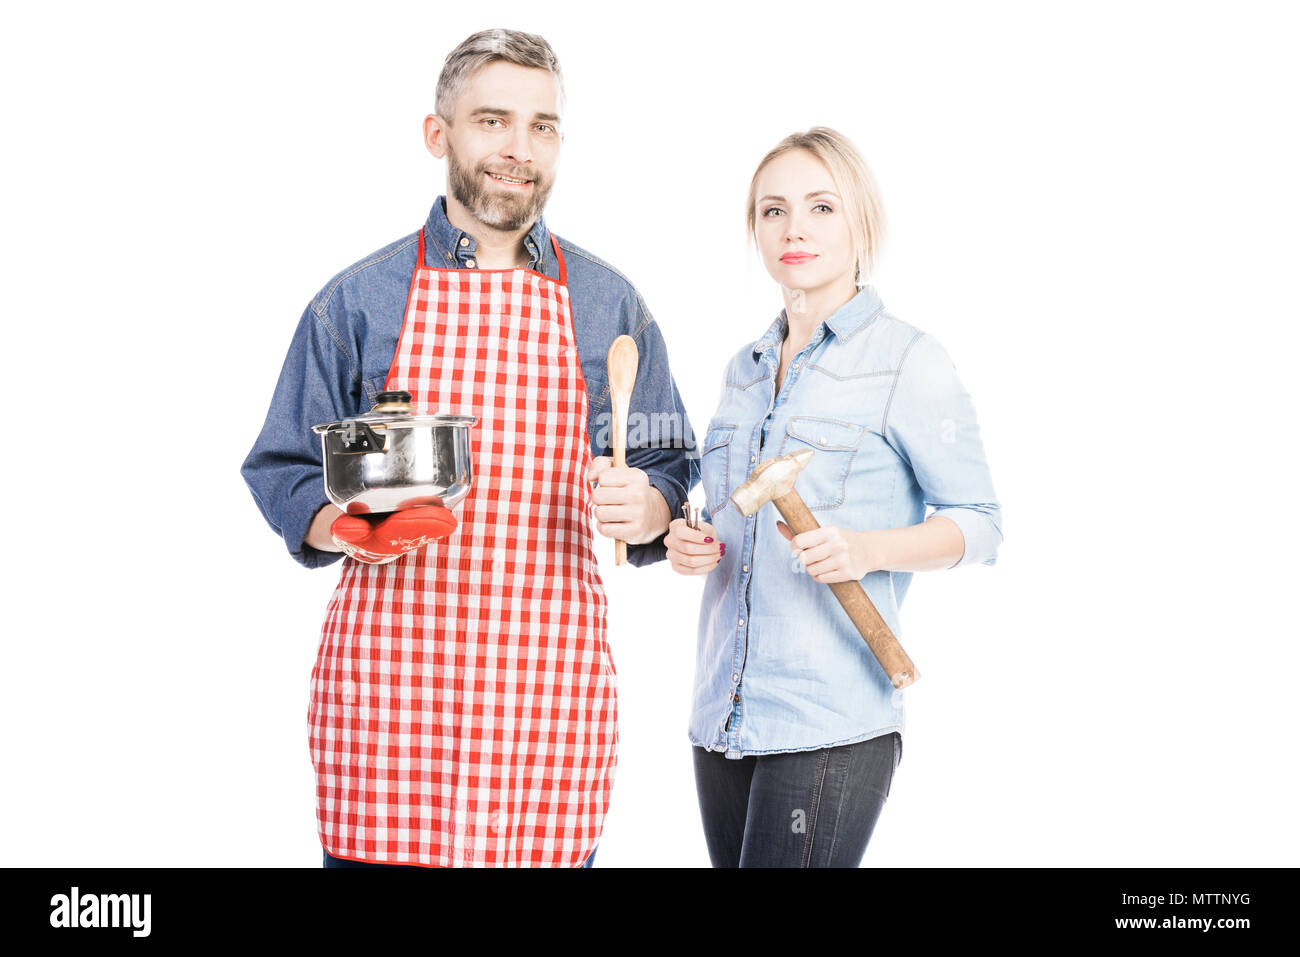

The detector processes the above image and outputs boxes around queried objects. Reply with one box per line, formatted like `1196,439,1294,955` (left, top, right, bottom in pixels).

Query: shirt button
742,565,749,573
459,237,470,247
466,259,476,268
820,435,829,444
732,673,739,682
750,454,756,463
738,618,745,627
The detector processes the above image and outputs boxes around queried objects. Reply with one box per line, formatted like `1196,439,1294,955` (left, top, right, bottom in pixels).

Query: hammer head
731,448,815,516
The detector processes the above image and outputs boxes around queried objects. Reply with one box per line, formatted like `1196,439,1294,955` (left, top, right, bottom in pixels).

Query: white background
2,0,1296,867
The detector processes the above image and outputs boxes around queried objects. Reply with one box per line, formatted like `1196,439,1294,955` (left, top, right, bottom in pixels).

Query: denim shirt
690,286,1002,760
241,196,698,569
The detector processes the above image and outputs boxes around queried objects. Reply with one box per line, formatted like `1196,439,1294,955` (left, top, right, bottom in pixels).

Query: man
240,28,696,868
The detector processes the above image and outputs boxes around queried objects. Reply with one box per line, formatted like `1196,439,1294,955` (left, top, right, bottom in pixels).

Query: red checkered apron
308,230,617,867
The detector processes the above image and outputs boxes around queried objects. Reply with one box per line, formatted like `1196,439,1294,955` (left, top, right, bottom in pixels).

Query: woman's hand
777,520,882,582
665,518,724,575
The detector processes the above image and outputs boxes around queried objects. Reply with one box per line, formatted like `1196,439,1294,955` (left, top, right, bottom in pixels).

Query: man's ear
423,114,450,159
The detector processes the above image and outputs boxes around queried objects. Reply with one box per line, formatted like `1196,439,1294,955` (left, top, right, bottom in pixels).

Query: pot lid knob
372,390,413,413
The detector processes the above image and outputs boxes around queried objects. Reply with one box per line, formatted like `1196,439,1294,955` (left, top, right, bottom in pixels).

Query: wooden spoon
606,335,639,565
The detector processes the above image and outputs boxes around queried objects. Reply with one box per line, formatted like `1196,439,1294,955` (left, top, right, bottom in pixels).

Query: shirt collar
422,195,551,272
752,286,885,361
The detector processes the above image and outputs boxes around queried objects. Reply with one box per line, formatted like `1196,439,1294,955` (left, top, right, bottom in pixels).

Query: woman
665,128,1002,868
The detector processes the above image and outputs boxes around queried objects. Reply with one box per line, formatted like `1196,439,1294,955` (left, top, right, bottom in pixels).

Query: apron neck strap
550,234,566,285
417,225,567,285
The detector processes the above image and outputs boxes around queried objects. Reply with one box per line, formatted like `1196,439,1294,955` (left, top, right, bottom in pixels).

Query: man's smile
486,171,533,188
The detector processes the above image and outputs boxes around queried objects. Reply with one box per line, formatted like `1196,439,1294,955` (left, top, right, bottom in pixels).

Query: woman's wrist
848,529,886,577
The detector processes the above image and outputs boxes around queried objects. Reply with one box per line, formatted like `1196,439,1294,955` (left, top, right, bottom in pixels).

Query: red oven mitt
330,506,458,564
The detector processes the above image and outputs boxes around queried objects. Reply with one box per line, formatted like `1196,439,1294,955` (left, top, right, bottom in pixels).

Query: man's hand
776,520,883,583
330,505,458,564
586,456,671,545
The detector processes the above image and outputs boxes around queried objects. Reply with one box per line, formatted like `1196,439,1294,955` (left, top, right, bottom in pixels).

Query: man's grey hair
435,29,566,124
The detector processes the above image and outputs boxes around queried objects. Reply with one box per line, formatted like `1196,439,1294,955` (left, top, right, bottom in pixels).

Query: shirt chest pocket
777,415,867,510
699,422,737,517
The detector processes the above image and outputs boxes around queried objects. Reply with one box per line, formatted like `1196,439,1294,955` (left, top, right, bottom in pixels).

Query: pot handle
338,420,387,453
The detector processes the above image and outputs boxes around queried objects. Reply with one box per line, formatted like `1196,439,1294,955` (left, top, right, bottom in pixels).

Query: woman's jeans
323,846,598,868
692,732,901,868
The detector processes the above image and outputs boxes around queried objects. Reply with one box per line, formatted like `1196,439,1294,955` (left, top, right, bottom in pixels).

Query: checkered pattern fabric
309,234,617,867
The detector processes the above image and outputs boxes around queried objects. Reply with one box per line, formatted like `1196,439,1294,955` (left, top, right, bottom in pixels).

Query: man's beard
447,145,554,232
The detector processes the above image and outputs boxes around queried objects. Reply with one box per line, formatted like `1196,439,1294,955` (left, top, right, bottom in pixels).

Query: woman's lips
780,252,817,264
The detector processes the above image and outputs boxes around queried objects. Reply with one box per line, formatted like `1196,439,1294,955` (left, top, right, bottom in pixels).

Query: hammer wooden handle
774,489,919,689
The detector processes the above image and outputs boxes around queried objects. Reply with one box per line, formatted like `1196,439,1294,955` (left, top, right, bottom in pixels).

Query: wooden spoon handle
612,390,628,565
606,335,639,567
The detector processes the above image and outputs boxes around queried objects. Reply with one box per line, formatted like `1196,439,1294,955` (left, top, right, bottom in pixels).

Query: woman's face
753,149,857,304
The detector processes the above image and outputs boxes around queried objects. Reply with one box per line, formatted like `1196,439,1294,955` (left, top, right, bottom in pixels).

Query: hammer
731,449,919,689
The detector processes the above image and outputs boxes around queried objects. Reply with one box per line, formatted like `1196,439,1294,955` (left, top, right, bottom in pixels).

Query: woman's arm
778,513,963,581
860,514,965,572
780,330,1002,582
882,331,1002,566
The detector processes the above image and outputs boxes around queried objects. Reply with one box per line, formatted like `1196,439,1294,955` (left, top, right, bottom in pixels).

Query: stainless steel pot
312,391,477,514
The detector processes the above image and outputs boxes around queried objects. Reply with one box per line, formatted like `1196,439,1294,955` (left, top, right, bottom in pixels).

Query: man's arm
305,503,345,553
618,295,700,566
240,303,360,568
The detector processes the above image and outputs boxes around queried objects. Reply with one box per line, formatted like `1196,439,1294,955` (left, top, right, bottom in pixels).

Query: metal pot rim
312,413,478,434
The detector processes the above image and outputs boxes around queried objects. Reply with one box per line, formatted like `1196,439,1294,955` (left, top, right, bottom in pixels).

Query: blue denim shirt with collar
690,286,1003,761
241,196,698,569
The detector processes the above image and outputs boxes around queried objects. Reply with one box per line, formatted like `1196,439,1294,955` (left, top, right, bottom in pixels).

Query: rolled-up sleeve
884,333,1003,567
619,298,700,566
240,303,359,569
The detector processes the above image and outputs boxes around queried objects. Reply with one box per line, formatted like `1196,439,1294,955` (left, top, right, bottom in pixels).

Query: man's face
428,60,563,232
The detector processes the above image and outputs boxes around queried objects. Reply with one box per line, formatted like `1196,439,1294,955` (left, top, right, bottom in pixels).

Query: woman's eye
761,207,784,217
813,203,834,213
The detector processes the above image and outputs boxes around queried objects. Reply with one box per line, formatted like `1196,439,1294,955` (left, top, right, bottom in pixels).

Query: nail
719,543,727,556
704,537,713,543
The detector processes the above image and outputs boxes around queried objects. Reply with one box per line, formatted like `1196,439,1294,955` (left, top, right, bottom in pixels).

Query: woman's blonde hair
746,127,886,286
